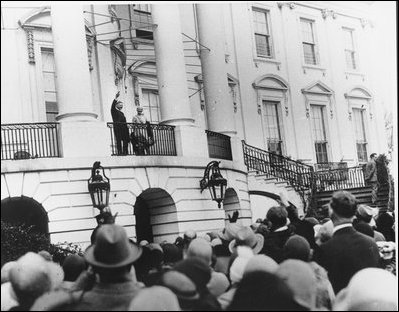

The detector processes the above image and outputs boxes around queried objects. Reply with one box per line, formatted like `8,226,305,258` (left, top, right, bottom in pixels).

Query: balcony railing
242,141,314,193
313,166,366,192
107,122,176,156
206,130,233,161
1,123,60,160
314,162,348,171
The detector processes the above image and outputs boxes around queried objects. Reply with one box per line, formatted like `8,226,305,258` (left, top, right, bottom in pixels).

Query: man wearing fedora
50,224,144,311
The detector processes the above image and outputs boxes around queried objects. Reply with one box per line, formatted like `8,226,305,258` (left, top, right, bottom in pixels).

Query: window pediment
19,7,51,29
301,81,333,95
344,87,372,99
253,74,289,91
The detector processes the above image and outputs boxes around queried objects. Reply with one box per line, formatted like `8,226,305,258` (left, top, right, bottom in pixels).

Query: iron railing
314,162,348,171
107,122,176,156
206,130,233,161
242,141,314,193
313,166,366,192
1,123,60,160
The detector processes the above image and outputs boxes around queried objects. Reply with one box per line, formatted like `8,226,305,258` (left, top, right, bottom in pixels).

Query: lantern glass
88,178,110,210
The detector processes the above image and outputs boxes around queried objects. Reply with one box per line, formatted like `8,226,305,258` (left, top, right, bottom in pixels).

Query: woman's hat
85,224,142,269
229,227,264,254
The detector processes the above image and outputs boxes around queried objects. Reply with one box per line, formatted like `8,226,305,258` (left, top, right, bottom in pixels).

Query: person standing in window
111,91,129,155
364,153,378,206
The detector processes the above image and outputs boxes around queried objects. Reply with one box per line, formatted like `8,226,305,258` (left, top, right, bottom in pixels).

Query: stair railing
313,166,366,192
242,141,314,197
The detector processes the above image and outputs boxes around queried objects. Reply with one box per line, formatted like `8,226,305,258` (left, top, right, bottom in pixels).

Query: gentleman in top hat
41,224,143,311
314,190,381,294
364,153,379,206
111,91,130,155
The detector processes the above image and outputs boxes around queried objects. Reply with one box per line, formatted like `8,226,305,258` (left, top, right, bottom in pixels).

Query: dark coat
111,99,129,140
289,218,317,249
314,226,381,294
260,227,294,263
364,159,377,182
56,280,142,311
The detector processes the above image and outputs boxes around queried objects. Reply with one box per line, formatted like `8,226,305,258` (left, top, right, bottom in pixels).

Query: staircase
242,141,314,215
242,141,390,220
312,183,390,219
242,141,314,196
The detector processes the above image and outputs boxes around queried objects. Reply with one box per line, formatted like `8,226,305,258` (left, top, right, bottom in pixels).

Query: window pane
353,108,366,141
255,34,271,57
343,29,354,50
253,10,269,34
301,19,314,43
263,101,281,140
41,49,58,122
357,143,368,162
315,142,328,163
133,8,153,39
311,106,326,141
303,43,317,65
142,89,160,123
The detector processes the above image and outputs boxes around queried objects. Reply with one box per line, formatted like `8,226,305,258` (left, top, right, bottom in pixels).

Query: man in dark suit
111,91,130,155
364,153,378,205
314,190,381,294
260,206,294,263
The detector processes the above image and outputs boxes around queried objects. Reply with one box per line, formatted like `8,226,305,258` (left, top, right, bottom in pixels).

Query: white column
51,5,97,121
50,5,109,158
151,4,207,158
91,5,118,122
196,4,236,136
152,4,194,125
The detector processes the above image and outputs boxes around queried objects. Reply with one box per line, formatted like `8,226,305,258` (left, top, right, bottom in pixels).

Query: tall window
301,18,318,65
141,89,160,123
132,4,153,40
41,48,58,122
343,28,357,70
262,101,282,154
252,8,273,58
311,105,328,163
353,108,368,162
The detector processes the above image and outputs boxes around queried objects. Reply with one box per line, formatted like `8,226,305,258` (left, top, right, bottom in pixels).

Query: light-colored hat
229,246,254,284
218,223,243,242
9,252,53,305
244,254,279,276
276,259,317,310
229,227,264,254
1,261,17,284
333,268,397,311
186,238,212,265
128,286,181,311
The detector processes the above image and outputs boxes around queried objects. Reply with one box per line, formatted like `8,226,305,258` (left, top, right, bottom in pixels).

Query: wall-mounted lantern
88,161,110,212
200,161,227,208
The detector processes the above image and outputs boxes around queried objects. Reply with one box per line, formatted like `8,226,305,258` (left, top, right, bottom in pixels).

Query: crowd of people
1,190,397,311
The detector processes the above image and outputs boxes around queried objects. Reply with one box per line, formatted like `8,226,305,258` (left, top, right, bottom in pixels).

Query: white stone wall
1,156,250,248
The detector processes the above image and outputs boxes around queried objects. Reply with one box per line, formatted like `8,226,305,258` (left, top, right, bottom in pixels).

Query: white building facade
1,2,389,246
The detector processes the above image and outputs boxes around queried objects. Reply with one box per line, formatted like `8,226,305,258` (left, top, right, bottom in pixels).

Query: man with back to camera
314,190,381,294
364,153,378,206
111,91,129,155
